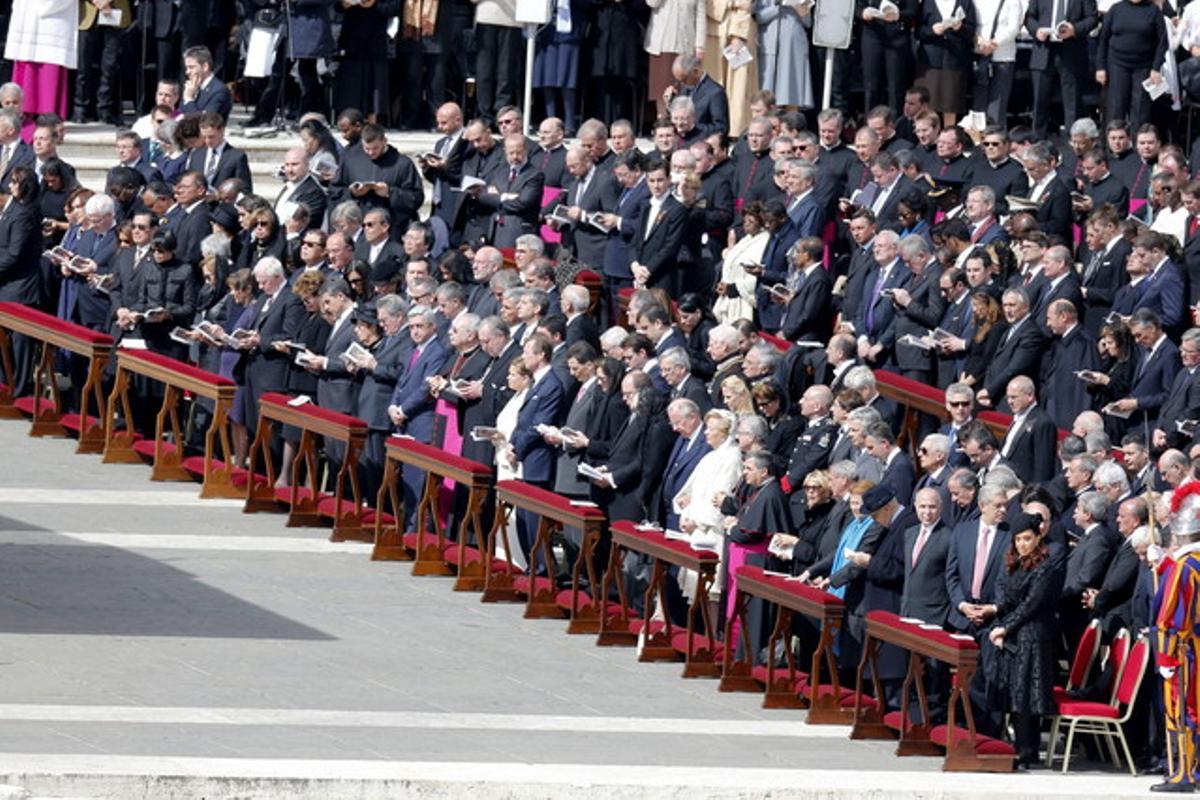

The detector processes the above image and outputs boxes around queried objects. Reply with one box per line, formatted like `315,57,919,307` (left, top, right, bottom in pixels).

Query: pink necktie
912,526,931,567
971,525,992,599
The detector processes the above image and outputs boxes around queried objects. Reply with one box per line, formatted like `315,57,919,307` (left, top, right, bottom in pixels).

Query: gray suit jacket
317,316,360,415
554,379,604,496
901,522,952,626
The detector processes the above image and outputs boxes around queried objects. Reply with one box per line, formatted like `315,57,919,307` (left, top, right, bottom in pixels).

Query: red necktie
1190,216,1199,239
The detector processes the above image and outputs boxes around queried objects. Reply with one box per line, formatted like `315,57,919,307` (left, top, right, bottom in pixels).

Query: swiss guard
1154,481,1200,792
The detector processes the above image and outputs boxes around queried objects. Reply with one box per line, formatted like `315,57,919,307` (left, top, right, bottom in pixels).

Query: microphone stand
247,0,298,139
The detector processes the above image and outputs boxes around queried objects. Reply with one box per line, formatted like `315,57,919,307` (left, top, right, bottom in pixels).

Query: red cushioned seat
512,575,554,595
929,725,1017,756
12,396,34,415
628,618,666,637
1055,700,1119,719
553,589,624,615
133,439,176,459
443,544,519,574
750,665,807,688
272,485,328,504
317,496,365,519
360,507,394,525
883,710,904,731
669,631,723,658
797,680,870,708
0,302,114,345
60,413,99,432
259,392,366,428
180,455,206,476
122,349,235,387
401,531,445,551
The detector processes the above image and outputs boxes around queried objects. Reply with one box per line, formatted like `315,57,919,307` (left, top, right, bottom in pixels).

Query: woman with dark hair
234,207,288,272
38,157,78,240
0,165,46,326
677,291,717,380
588,357,630,445
274,271,333,488
956,290,1007,386
297,118,341,182
1086,321,1137,438
676,174,714,300
437,249,473,286
195,268,258,467
138,229,197,360
989,511,1058,766
346,261,373,302
896,191,933,243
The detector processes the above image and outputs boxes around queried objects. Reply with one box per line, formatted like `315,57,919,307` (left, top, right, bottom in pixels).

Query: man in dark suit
934,268,975,389
1080,205,1131,335
1076,148,1130,217
274,147,328,232
334,124,425,240
600,151,650,319
1153,328,1200,451
468,134,545,249
1061,490,1119,646
865,422,917,505
1022,145,1073,241
752,199,802,333
1132,232,1186,334
914,433,955,524
355,297,414,503
113,132,162,185
630,159,687,296
58,194,119,333
692,141,734,266
0,110,34,188
1032,246,1084,335
551,145,613,271
460,318,519,467
660,347,711,412
180,46,233,121
509,335,566,562
734,119,775,215
1042,300,1099,430
853,152,914,233
670,55,730,137
854,230,911,368
186,112,252,193
1024,0,1098,139
310,279,360,415
357,209,406,283
780,385,837,516
452,121,505,247
1108,309,1181,433
166,170,212,269
659,399,711,529
779,237,834,343
529,117,569,189
902,488,953,626
417,102,468,228
238,259,305,436
388,306,452,528
980,287,1046,410
783,160,825,238
891,238,945,386
997,376,1059,483
1085,497,1146,638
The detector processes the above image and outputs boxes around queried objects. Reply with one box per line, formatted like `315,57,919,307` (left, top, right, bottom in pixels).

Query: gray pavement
0,421,1160,797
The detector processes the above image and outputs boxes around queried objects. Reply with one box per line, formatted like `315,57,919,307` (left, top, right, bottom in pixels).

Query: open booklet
340,341,370,366
1101,402,1133,420
577,462,616,488
470,425,503,443
454,175,487,193
863,0,899,19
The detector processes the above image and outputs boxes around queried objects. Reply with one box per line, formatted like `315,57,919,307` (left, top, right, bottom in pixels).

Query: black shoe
70,110,92,124
1151,782,1195,793
99,111,122,127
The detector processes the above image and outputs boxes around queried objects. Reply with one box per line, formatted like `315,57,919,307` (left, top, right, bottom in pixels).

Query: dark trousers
861,29,909,113
516,477,552,573
972,58,1015,126
475,24,521,121
253,48,323,123
1106,64,1152,129
1031,52,1083,138
156,36,181,83
76,26,123,117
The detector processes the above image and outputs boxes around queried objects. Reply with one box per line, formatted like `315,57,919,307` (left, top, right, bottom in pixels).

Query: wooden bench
482,480,606,624
373,435,491,578
721,565,852,720
875,369,1014,445
243,392,371,542
102,348,240,498
851,610,1015,772
0,301,113,453
603,521,722,678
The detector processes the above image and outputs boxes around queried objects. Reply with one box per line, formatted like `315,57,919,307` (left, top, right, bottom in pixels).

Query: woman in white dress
673,409,743,598
492,358,532,569
713,201,769,325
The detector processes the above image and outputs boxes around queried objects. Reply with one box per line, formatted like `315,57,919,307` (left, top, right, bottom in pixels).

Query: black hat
1007,512,1044,536
369,258,401,286
927,176,966,198
861,484,896,513
210,203,239,233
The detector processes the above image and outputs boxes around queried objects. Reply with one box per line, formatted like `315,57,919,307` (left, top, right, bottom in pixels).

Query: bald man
274,146,327,230
418,103,468,226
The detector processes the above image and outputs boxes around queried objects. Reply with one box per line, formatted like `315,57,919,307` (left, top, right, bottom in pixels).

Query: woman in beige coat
645,0,708,114
703,0,758,135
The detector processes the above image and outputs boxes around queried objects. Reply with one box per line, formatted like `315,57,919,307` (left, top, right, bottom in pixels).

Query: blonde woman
675,409,743,545
721,373,755,416
714,201,768,324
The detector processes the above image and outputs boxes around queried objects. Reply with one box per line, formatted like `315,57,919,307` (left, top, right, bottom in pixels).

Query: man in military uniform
1154,481,1200,792
780,385,837,519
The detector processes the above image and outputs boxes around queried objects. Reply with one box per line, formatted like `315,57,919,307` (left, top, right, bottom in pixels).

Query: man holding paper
1024,0,1098,139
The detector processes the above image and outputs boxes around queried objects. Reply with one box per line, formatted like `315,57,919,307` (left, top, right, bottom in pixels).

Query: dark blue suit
1135,260,1186,333
511,368,566,564
659,434,711,529
1131,337,1181,421
788,192,825,238
59,227,118,331
944,519,1010,631
754,219,801,332
389,335,452,530
854,259,911,365
180,77,234,121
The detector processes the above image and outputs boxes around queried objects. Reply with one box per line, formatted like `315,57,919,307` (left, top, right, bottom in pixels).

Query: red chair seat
929,725,1017,756
317,496,364,519
1055,700,1119,719
629,618,666,637
132,439,176,459
273,485,328,504
797,679,870,708
512,575,554,595
883,710,905,731
669,631,724,658
750,664,806,688
401,531,443,551
360,507,394,525
60,413,100,432
12,396,35,415
553,589,624,615
447,544,521,574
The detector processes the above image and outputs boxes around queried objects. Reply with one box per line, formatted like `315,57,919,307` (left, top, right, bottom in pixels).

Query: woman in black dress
988,511,1059,766
958,290,1007,387
1085,321,1136,438
276,271,332,488
334,0,402,124
677,292,716,380
234,208,289,272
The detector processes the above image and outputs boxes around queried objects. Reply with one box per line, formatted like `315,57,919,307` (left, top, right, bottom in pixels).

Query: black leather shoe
1150,782,1195,792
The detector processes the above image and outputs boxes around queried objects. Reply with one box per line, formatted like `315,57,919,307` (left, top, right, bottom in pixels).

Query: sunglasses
254,221,271,228
301,241,322,247
131,223,152,230
947,400,971,407
363,221,381,228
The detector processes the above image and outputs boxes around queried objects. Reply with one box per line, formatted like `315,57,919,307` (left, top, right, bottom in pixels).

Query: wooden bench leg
199,397,240,498
450,484,488,590
682,567,722,678
372,458,413,560
102,366,141,463
522,517,565,619
762,610,806,708
0,328,21,420
243,417,279,514
75,351,110,454
638,559,678,662
329,437,370,543
481,498,520,603
565,524,602,634
410,468,452,574
150,385,192,482
596,540,636,647
28,343,66,438
284,429,324,527
719,587,761,692
850,637,890,736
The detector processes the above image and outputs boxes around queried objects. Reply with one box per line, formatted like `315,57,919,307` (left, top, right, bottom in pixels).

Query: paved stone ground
0,421,1160,797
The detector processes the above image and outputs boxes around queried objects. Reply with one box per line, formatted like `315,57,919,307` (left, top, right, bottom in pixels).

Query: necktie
857,164,870,190
508,165,518,185
865,267,888,333
0,144,11,179
205,148,218,183
1083,250,1104,284
409,345,422,369
912,526,932,567
1190,216,1200,240
970,524,993,599
618,187,631,209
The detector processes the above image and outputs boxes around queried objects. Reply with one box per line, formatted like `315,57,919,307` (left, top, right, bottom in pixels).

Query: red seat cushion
0,302,114,345
1055,700,1119,719
132,439,176,459
553,589,624,616
750,664,806,688
121,348,235,387
401,531,444,551
360,507,394,525
12,396,35,415
512,575,554,595
929,725,1017,756
272,485,328,504
798,680,870,708
629,618,666,637
317,496,364,519
669,631,724,658
60,413,100,432
883,710,905,731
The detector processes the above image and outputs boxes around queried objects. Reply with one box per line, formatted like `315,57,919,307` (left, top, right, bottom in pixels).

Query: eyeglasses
254,221,271,228
917,447,928,456
947,400,971,408
301,240,322,247
131,223,151,230
802,485,821,491
982,141,1004,148
363,221,380,228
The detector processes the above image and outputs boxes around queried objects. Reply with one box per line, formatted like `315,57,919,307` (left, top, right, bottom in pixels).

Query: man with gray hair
561,284,599,349
844,364,903,433
845,406,884,482
947,468,979,524
1031,245,1083,336
1020,143,1072,240
997,375,1058,483
915,432,953,523
1153,327,1200,451
707,323,745,408
660,347,710,412
979,287,1045,409
330,200,365,242
1084,495,1145,637
0,108,32,185
1062,489,1119,645
599,325,628,360
666,53,729,137
241,257,305,435
854,228,906,369
660,398,709,530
